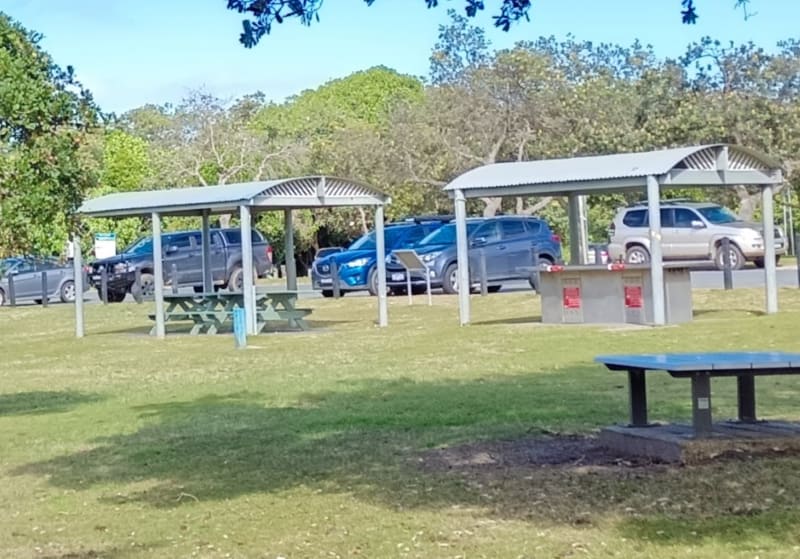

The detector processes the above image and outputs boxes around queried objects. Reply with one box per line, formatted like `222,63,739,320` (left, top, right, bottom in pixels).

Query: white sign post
94,232,117,259
392,249,432,306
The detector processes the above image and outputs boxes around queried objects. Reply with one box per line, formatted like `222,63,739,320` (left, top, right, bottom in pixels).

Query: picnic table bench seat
147,290,312,335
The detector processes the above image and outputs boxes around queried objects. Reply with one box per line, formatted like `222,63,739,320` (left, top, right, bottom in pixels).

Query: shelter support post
201,210,213,292
568,193,589,265
151,211,166,339
646,175,666,326
454,189,470,325
284,209,297,291
762,185,778,314
240,205,256,335
72,233,84,338
375,205,388,327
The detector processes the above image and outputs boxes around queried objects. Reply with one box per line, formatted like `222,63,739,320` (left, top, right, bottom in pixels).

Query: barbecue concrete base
600,421,800,464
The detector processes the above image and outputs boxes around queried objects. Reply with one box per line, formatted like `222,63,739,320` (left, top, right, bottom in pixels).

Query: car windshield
347,228,405,251
418,222,481,246
123,237,153,255
696,206,739,224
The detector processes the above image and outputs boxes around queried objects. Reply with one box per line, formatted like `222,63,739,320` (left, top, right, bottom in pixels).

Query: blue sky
4,0,799,114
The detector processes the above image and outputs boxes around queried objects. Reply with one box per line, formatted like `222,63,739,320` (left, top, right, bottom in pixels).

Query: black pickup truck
89,228,273,302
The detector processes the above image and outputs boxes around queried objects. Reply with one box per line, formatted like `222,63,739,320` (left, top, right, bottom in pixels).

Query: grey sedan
0,257,87,306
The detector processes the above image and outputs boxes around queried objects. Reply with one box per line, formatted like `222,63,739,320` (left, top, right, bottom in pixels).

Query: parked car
0,256,88,306
311,217,451,297
315,247,344,260
386,215,564,294
607,200,787,270
89,228,273,302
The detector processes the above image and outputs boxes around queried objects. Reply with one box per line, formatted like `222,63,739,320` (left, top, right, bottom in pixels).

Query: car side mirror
471,237,487,248
690,220,705,229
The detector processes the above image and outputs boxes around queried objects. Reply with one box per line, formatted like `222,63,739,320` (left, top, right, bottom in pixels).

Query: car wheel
625,245,650,264
442,263,459,294
753,255,780,268
228,267,243,292
228,266,256,292
109,290,127,303
715,243,745,271
487,285,502,293
131,272,155,300
60,280,76,303
0,288,5,306
321,289,334,298
367,267,388,297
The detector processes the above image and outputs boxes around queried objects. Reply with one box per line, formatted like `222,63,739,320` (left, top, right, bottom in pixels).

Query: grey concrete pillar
568,193,589,264
375,205,388,327
151,212,165,338
762,185,778,314
240,205,256,335
454,189,470,325
201,210,213,292
72,233,84,338
284,208,297,291
646,176,665,326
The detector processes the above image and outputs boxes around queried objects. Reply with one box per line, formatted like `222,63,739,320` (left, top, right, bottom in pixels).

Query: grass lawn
2,288,800,558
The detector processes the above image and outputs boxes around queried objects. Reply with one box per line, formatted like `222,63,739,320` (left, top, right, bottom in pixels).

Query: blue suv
385,215,562,293
311,218,450,297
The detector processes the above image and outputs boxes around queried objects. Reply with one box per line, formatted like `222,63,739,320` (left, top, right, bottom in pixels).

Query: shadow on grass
473,315,542,326
12,374,800,546
0,391,103,416
96,319,355,337
693,308,767,318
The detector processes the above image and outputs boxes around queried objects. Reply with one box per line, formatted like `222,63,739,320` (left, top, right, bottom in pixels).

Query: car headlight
422,251,441,263
343,257,369,268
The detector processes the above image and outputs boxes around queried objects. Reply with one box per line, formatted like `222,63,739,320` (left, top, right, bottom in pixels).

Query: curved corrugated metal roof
78,176,389,217
443,144,782,192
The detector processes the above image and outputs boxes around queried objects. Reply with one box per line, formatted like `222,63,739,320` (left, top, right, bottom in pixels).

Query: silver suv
608,200,786,270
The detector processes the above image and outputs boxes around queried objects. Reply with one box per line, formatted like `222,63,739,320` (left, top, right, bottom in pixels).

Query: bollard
529,248,540,293
721,237,733,290
233,306,247,349
100,266,108,304
406,268,413,305
40,271,48,307
171,264,179,294
331,261,341,298
133,268,143,303
479,249,488,296
8,273,15,306
796,233,800,289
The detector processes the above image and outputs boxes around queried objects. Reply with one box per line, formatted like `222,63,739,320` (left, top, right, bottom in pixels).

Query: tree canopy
226,0,755,48
0,12,100,257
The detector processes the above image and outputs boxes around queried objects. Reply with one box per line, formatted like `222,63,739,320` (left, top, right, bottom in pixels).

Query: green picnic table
149,289,312,335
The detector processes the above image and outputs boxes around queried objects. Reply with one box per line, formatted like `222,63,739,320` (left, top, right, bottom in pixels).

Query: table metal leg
691,372,713,437
627,369,648,426
737,375,757,423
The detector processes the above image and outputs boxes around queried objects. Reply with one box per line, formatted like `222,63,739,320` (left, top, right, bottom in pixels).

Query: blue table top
595,352,800,372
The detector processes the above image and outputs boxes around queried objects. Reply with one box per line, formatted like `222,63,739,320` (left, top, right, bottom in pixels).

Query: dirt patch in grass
419,434,667,473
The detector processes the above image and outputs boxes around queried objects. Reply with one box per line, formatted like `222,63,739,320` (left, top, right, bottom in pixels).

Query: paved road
8,265,796,307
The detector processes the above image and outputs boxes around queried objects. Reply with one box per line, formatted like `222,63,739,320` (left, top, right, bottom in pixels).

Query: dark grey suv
385,216,563,293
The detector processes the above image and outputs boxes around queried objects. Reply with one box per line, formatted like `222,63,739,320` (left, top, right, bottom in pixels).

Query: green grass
3,289,800,558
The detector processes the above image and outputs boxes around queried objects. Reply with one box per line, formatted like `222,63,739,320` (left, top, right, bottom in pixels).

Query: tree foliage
0,13,100,257
226,1,754,48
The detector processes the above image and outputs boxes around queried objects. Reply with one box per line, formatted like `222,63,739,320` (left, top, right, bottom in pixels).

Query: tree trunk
481,197,502,217
218,213,232,229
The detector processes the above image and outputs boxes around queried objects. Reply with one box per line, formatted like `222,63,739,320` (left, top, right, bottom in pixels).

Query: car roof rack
628,198,696,207
396,214,455,224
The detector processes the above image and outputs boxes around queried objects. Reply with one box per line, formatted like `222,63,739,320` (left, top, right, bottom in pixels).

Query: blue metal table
595,352,800,437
